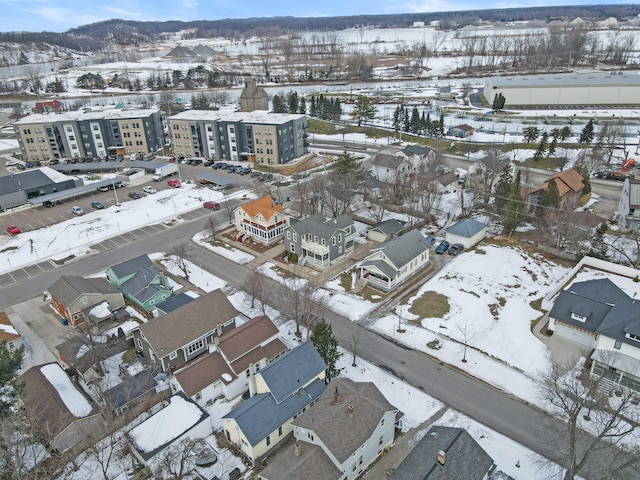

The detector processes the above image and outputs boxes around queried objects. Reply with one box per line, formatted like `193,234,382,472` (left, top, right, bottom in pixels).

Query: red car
167,179,181,188
5,224,20,235
203,201,220,210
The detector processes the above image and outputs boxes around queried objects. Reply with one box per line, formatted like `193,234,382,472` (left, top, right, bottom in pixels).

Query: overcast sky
0,0,632,33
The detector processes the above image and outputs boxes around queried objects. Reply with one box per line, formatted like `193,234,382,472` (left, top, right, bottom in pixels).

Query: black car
48,159,59,165
435,240,450,255
128,192,141,200
204,160,214,167
192,159,203,166
42,200,55,208
448,244,464,256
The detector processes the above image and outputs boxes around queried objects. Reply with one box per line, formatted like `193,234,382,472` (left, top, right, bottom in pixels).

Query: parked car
42,200,55,208
259,173,274,182
71,206,85,216
203,201,220,210
228,468,241,480
143,186,157,194
239,167,252,175
192,159,203,166
448,244,464,256
213,162,224,170
250,170,262,178
435,240,450,255
204,159,214,167
48,159,59,165
16,163,25,170
97,185,110,192
90,200,104,210
5,224,20,235
167,179,181,188
128,192,141,199
227,165,237,173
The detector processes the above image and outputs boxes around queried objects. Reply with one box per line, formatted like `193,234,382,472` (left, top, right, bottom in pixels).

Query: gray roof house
389,426,495,480
548,278,640,394
103,370,158,416
445,218,487,249
398,144,436,169
259,377,400,480
48,276,125,327
132,289,243,373
222,341,327,465
359,229,431,291
368,219,406,243
106,254,172,313
370,153,413,184
284,215,356,270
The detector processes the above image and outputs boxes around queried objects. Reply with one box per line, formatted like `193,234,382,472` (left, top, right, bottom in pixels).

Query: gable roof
434,172,458,187
155,293,195,314
239,195,284,220
292,377,398,463
402,144,433,157
103,370,157,411
288,215,354,240
371,153,405,169
0,312,20,344
365,229,430,271
258,341,327,404
529,167,584,198
137,289,239,355
446,218,487,238
389,426,494,480
174,351,236,397
369,219,405,236
48,276,120,306
451,124,474,132
109,254,156,278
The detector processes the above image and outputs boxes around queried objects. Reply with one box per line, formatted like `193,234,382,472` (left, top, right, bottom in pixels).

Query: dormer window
626,333,640,343
571,312,587,323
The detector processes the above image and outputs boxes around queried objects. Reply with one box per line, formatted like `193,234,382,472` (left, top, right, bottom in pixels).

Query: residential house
548,277,640,393
234,195,290,246
103,370,159,416
154,293,195,315
284,215,356,270
617,177,640,228
448,124,474,138
431,171,460,194
389,426,495,480
445,218,487,249
222,341,327,465
106,254,171,313
397,144,436,170
20,363,103,452
370,153,413,183
132,289,242,373
468,155,515,193
368,219,406,243
258,377,400,480
48,275,125,326
56,335,132,383
359,229,431,291
171,315,287,407
127,393,212,471
0,311,22,352
524,167,584,213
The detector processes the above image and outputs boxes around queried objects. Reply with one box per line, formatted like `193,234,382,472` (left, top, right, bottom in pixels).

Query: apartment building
168,110,308,165
14,107,164,162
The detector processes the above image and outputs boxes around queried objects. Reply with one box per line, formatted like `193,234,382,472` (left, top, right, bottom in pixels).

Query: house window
626,333,640,343
266,435,271,446
338,234,342,242
332,237,336,246
307,432,314,441
278,426,283,437
169,351,177,360
187,339,205,355
359,455,363,465
137,338,143,350
287,231,291,239
338,246,342,254
195,392,202,401
614,340,622,349
570,312,587,323
379,435,384,446
321,238,326,246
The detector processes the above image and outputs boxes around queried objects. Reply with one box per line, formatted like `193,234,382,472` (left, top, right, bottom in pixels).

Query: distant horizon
0,0,634,34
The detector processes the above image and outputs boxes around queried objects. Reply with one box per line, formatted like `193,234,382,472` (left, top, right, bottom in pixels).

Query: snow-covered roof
39,364,93,417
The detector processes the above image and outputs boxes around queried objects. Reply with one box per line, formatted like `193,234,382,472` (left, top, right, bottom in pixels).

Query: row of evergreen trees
272,90,343,122
392,105,445,137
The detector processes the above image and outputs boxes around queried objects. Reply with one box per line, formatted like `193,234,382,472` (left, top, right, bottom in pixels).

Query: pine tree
573,156,592,195
272,94,287,113
589,222,609,260
287,91,299,114
579,119,595,144
537,178,561,215
350,95,377,126
438,114,445,136
311,320,341,382
502,170,524,235
534,131,549,161
492,92,506,111
392,105,402,132
494,164,514,215
410,107,421,134
298,96,306,114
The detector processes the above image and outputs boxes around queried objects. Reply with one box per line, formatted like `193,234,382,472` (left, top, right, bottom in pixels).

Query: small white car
143,186,157,194
71,206,85,216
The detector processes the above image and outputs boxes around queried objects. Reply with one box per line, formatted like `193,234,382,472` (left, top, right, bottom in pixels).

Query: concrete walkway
532,313,587,365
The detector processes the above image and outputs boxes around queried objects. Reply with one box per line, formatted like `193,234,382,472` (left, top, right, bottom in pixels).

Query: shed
445,218,487,249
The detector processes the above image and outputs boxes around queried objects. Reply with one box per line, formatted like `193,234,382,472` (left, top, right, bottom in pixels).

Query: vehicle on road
259,173,274,181
42,200,55,208
435,240,450,255
71,206,85,216
90,201,104,210
213,162,224,169
143,186,157,194
152,163,179,181
5,224,20,235
448,244,464,256
203,201,220,210
167,179,181,188
128,192,141,199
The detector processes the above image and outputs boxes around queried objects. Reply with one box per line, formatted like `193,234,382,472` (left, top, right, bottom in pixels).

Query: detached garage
445,218,487,249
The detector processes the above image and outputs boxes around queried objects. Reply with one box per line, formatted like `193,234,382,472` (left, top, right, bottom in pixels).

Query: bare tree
169,242,192,281
456,318,480,363
536,357,640,480
243,270,272,316
204,215,221,240
343,328,363,367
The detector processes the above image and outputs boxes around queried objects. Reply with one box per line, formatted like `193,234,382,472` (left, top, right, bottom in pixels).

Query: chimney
348,405,354,418
437,450,446,465
294,443,301,457
333,386,340,405
216,322,223,337
248,363,258,397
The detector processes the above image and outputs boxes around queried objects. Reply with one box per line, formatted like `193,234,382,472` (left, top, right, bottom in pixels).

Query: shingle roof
435,172,458,187
445,218,487,238
389,426,494,480
223,378,326,447
109,254,155,278
0,312,20,344
174,352,236,397
402,144,432,157
369,219,405,236
292,378,398,463
48,276,120,307
239,195,284,221
371,153,403,168
528,167,584,197
138,289,239,355
258,341,327,404
288,214,354,240
364,229,430,272
219,315,279,363
155,293,195,314
258,441,342,480
103,370,157,410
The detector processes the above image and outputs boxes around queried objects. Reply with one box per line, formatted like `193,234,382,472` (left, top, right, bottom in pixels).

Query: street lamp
111,177,120,206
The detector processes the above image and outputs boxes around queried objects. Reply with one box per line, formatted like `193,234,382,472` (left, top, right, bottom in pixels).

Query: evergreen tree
534,131,549,161
333,152,364,179
287,91,299,114
309,95,317,117
420,111,427,135
298,96,306,114
350,95,377,126
523,126,540,143
492,92,506,111
589,222,609,260
392,105,402,132
502,170,524,235
537,178,561,215
438,114,445,136
271,94,287,113
403,108,410,132
574,155,592,195
0,341,24,417
331,98,342,121
494,164,514,215
410,107,421,134
579,119,595,144
311,320,341,382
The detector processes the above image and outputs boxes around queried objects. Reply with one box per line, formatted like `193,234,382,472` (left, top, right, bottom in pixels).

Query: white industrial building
483,74,640,107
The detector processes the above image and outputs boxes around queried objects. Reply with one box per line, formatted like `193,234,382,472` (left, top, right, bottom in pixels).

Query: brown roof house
524,167,584,213
48,276,125,327
0,311,22,352
132,289,243,374
170,315,287,407
448,124,474,138
20,363,103,453
234,195,290,246
258,377,400,480
56,334,132,383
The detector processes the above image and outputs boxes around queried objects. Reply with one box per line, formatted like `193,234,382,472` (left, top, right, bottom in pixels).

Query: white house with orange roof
234,196,290,246
0,311,22,352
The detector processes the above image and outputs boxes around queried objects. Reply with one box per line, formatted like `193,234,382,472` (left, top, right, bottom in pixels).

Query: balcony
301,239,330,256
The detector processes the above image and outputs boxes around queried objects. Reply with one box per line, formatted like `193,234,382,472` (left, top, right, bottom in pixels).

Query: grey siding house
284,215,356,270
